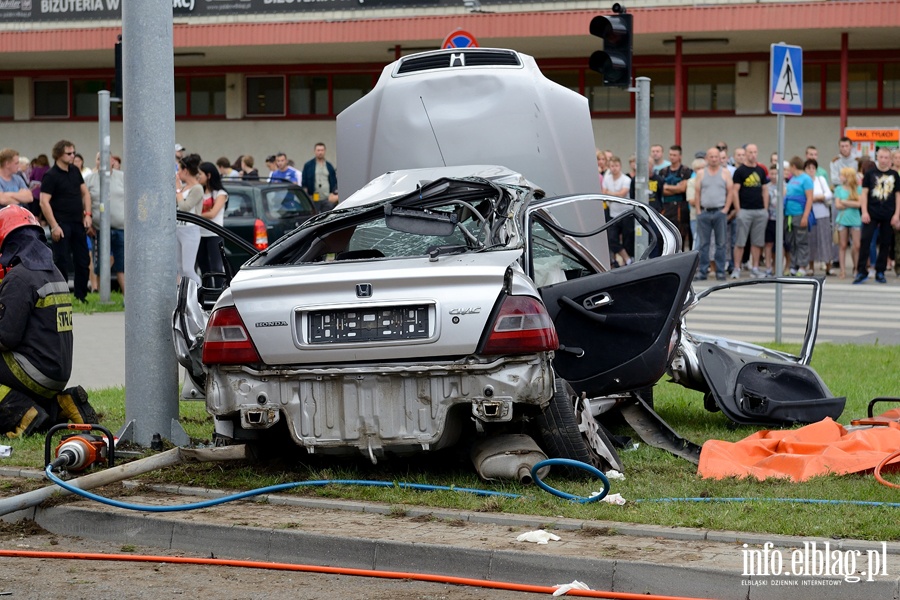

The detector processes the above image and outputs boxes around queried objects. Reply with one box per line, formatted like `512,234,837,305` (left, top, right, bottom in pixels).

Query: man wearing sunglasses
39,139,92,303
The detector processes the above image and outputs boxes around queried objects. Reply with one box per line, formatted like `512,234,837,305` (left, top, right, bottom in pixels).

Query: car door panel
540,251,698,397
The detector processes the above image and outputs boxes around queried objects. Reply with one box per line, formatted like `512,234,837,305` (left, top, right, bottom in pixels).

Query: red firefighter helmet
0,205,43,252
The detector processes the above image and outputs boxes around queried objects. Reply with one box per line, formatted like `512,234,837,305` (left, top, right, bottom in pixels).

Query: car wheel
536,377,623,473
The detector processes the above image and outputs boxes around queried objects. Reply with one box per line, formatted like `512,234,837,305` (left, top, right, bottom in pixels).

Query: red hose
874,448,900,489
0,549,718,600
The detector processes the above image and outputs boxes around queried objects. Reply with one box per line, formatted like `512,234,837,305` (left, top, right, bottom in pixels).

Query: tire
536,377,623,472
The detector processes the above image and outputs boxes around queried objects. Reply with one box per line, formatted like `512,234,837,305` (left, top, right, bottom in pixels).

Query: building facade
1,0,898,177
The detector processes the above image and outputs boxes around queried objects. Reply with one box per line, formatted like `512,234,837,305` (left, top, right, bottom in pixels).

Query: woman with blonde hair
833,166,862,279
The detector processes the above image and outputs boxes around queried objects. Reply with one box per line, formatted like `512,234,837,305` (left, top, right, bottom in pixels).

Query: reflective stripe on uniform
2,351,64,398
35,293,74,309
36,281,71,298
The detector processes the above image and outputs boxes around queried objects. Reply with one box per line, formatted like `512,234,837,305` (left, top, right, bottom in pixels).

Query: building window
175,76,188,117
826,64,878,110
686,66,734,111
847,64,877,110
638,68,675,112
190,76,226,116
585,70,630,113
333,74,373,115
72,79,109,117
0,79,12,119
544,70,579,94
246,76,285,116
34,80,68,118
288,75,327,115
884,64,900,109
804,64,823,111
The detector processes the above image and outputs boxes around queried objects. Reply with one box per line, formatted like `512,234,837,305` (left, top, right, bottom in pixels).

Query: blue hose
44,465,520,513
45,457,612,512
530,458,610,504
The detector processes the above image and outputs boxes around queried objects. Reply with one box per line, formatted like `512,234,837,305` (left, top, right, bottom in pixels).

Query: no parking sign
442,29,479,49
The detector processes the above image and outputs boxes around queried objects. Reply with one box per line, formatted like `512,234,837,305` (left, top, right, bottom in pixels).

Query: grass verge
2,343,900,541
74,291,125,313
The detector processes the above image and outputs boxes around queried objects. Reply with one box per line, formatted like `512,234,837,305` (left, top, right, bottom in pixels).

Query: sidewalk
72,311,126,390
1,467,897,600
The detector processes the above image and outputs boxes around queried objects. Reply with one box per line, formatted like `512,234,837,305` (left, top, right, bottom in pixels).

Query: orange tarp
698,418,900,481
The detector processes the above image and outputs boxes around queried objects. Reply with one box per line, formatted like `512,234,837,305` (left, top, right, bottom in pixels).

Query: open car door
671,277,846,426
526,195,698,397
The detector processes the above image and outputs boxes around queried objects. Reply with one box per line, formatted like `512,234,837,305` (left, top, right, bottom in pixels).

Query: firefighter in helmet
0,204,97,437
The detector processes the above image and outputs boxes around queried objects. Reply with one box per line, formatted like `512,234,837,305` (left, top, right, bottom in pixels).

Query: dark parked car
220,179,317,269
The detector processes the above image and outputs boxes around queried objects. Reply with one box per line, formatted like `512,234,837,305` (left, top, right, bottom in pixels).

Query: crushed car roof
339,165,541,210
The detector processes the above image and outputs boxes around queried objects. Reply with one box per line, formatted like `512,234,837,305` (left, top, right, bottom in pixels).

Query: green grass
4,343,900,540
74,291,125,313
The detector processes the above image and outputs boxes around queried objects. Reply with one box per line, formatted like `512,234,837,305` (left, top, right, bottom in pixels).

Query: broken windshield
254,177,520,265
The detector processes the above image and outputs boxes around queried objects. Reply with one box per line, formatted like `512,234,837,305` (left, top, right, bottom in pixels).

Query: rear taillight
202,306,262,365
253,219,268,250
481,295,558,355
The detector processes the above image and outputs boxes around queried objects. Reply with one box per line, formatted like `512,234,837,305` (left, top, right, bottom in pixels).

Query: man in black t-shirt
39,139,93,302
855,146,900,284
658,145,693,251
730,143,769,278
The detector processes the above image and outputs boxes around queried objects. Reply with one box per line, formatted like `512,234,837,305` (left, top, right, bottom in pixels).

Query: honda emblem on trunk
356,283,373,298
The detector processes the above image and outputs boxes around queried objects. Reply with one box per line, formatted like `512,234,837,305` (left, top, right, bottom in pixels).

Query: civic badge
356,283,373,298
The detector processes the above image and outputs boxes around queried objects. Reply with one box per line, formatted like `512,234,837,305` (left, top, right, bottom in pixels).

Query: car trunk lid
227,249,523,365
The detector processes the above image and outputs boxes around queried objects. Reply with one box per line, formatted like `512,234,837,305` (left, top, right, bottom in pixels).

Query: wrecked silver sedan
174,166,694,469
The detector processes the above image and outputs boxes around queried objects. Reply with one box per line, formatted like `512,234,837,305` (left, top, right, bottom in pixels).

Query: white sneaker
796,268,807,277
730,269,741,279
750,267,762,278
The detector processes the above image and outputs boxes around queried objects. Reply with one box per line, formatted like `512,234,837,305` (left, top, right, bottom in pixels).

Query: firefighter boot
54,386,99,425
1,385,49,438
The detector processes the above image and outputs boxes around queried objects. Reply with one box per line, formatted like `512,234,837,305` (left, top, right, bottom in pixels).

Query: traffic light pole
632,76,650,258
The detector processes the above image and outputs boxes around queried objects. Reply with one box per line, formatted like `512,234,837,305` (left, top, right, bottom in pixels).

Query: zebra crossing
683,277,900,345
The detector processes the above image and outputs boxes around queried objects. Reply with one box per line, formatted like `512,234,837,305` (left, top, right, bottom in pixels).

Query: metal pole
120,0,188,447
774,113,785,343
633,76,650,259
674,36,683,147
97,90,111,303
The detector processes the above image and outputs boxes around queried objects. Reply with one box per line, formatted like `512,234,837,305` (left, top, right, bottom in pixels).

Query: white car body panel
337,49,600,202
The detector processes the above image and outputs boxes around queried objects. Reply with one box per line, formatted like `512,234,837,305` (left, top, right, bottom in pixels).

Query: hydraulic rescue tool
44,423,116,472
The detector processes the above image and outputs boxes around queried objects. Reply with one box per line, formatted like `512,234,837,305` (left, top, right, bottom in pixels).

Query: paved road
688,276,900,345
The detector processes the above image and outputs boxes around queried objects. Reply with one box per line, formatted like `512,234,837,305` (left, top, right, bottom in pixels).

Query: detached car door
525,195,698,397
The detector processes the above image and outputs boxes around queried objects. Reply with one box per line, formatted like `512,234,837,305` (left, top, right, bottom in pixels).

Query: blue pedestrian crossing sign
770,43,803,116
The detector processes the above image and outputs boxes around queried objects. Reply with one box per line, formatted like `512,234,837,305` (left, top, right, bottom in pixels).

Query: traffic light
114,34,123,100
589,9,633,88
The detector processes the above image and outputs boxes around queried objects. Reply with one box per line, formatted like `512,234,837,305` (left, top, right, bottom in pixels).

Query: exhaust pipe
471,434,550,484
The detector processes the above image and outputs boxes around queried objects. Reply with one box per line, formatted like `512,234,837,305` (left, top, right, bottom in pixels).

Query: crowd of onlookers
598,138,900,284
0,140,340,296
5,133,896,299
